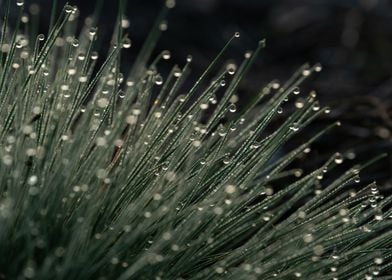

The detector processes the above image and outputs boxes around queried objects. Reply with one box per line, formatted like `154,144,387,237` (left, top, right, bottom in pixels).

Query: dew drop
174,68,182,77
64,5,73,13
159,20,168,31
375,214,383,221
16,0,24,7
293,87,300,95
97,98,109,108
90,52,98,60
250,141,261,149
2,155,13,166
334,153,344,164
23,267,35,278
209,94,217,104
215,267,224,274
37,34,45,41
28,175,38,185
226,63,236,75
225,184,236,194
67,67,76,75
132,106,142,116
312,102,320,111
295,98,305,109
162,50,171,60
263,216,271,221
217,124,226,137
72,38,79,47
303,233,314,243
178,95,186,103
228,103,237,113
122,38,132,49
302,69,311,76
165,0,176,8
271,81,280,89
21,15,29,23
89,27,97,36
213,207,223,215
154,74,163,85
223,155,231,165
199,102,208,110
61,84,69,91
77,53,86,61
230,94,239,103
289,124,299,132
79,76,88,83
121,18,130,28
314,63,322,72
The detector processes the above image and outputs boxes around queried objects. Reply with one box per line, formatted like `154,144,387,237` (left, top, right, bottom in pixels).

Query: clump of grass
0,0,391,279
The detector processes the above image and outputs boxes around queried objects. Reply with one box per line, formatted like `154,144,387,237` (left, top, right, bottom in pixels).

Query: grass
0,0,391,279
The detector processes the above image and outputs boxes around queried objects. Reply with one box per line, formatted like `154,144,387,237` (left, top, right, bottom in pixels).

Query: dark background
8,0,392,189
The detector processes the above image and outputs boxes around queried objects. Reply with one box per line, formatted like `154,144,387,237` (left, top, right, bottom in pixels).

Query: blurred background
4,0,392,189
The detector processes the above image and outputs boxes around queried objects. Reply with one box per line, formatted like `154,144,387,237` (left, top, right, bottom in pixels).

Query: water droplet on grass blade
89,27,97,36
226,63,236,75
312,102,320,111
314,63,322,72
200,103,209,110
159,20,168,31
174,68,182,77
295,98,305,109
77,53,86,61
289,124,299,132
225,184,236,194
223,155,231,165
302,69,311,76
65,5,74,13
162,50,171,60
154,75,163,85
334,153,344,164
28,175,38,185
121,18,130,28
79,76,88,83
91,52,99,60
72,38,79,47
228,103,236,113
122,38,132,49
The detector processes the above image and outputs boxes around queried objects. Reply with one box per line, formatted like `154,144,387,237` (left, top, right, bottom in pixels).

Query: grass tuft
0,1,390,279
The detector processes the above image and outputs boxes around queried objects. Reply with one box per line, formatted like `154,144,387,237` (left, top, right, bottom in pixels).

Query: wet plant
0,0,391,279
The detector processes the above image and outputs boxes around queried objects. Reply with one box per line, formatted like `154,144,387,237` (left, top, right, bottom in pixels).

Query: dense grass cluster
0,0,391,279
